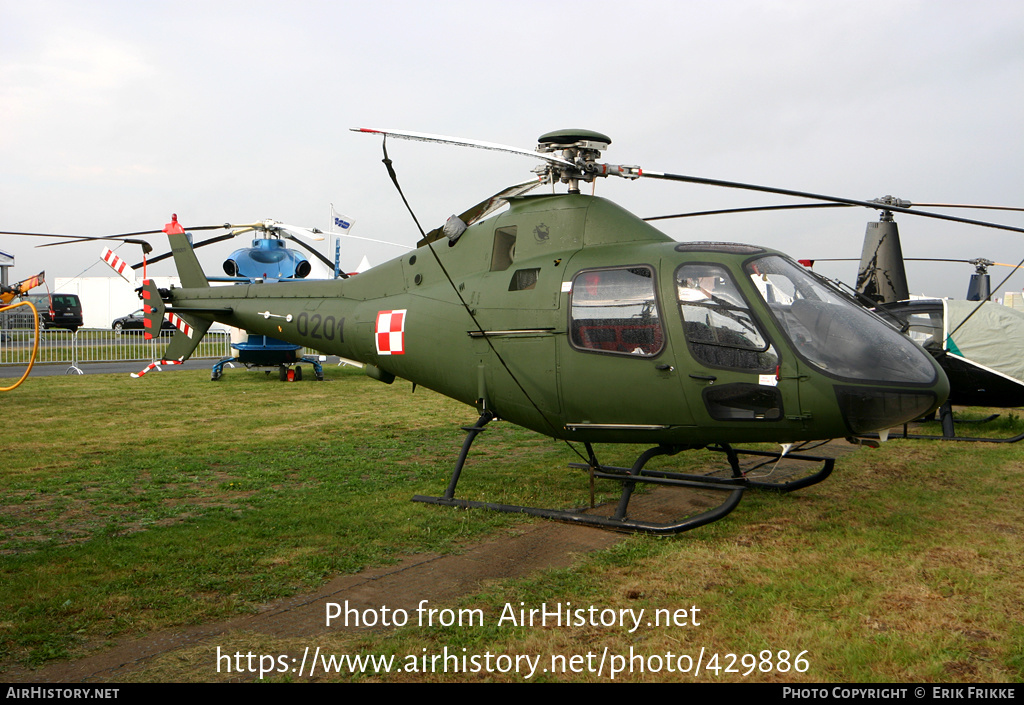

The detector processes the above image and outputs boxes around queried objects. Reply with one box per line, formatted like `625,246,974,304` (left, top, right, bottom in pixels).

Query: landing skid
412,414,835,535
870,401,1024,443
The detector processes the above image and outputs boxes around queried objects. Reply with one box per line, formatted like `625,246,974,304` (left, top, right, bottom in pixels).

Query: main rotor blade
458,178,543,225
1,228,167,239
35,236,154,254
3,230,156,254
352,128,575,169
645,203,850,221
138,221,329,270
903,257,1024,269
0,230,112,239
135,232,239,269
418,178,543,247
803,257,1023,270
645,201,1024,222
911,203,1024,213
221,220,324,241
275,223,325,241
4,223,230,256
284,234,337,270
640,171,1024,236
333,232,413,249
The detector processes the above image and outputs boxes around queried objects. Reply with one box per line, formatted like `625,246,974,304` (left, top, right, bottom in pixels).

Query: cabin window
570,266,664,356
676,263,778,372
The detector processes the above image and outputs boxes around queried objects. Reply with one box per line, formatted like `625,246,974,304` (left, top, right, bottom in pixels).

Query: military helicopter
93,127,992,534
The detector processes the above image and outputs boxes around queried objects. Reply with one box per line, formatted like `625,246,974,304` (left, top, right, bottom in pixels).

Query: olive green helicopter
16,128,985,533
102,127,968,534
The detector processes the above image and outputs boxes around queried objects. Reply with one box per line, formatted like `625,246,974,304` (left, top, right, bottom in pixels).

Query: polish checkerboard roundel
375,309,406,355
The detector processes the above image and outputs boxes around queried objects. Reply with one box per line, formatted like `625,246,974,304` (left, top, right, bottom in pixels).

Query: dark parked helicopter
114,127,978,534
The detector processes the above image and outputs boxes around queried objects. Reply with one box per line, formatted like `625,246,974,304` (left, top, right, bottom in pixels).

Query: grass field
1,367,1022,682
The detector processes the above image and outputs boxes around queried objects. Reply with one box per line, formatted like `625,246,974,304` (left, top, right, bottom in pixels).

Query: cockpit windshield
745,255,936,384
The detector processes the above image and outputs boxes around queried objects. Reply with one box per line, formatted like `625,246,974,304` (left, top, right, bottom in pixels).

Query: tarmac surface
0,360,203,378
0,357,348,378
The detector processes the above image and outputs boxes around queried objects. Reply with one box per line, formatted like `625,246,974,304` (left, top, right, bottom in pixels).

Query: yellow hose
0,301,39,391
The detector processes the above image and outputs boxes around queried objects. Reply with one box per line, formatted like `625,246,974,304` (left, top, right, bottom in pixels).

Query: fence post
66,328,83,375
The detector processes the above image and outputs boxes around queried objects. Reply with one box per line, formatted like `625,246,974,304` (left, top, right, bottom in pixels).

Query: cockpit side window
569,266,664,357
676,263,778,372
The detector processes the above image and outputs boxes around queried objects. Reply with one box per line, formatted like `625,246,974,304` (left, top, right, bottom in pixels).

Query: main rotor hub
534,129,634,192
969,257,994,274
870,195,911,221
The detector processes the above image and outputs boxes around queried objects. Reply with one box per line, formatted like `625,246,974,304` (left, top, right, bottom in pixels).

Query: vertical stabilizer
138,278,212,370
163,214,209,288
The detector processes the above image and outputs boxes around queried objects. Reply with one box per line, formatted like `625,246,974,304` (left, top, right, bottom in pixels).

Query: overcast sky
2,0,1023,299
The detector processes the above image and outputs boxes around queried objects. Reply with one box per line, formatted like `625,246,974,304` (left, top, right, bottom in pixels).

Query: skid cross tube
413,424,748,534
572,444,836,493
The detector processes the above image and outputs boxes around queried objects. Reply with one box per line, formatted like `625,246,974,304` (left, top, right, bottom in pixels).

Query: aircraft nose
833,377,948,435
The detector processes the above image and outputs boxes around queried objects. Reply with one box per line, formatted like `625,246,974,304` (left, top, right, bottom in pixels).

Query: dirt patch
9,517,624,682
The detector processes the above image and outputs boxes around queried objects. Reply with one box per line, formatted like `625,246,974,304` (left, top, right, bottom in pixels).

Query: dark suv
0,293,83,331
